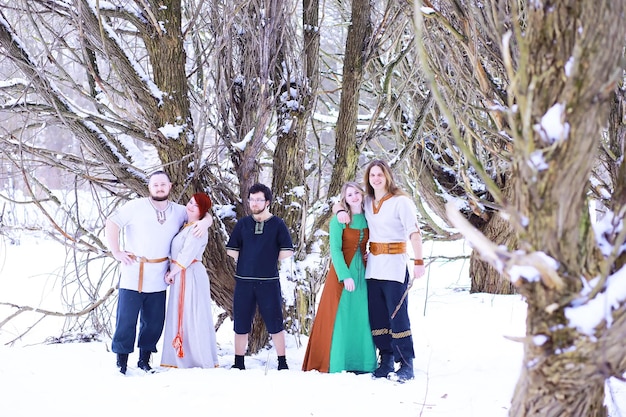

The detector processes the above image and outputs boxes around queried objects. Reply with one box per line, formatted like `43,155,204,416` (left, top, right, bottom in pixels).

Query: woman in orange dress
302,182,376,373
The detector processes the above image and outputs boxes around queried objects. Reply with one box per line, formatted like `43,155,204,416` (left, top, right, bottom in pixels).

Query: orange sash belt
171,259,199,358
128,254,169,293
369,242,406,255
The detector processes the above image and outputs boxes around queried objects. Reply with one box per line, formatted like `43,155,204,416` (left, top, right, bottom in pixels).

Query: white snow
535,103,570,144
1,235,625,416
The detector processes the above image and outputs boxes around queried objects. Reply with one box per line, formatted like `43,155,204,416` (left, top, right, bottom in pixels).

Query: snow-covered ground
0,235,624,416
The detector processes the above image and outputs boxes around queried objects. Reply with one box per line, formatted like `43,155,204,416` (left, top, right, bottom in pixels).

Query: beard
150,193,169,202
251,207,266,215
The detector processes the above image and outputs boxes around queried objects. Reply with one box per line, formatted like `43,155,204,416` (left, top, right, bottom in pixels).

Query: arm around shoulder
331,201,350,225
192,214,213,237
331,201,346,214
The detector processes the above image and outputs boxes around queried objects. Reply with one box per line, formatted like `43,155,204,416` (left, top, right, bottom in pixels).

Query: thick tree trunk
327,0,371,199
505,1,626,415
141,0,195,188
203,227,236,319
606,88,626,270
470,182,517,294
135,2,244,345
607,88,626,215
271,0,321,337
511,349,607,416
469,256,515,294
509,293,611,417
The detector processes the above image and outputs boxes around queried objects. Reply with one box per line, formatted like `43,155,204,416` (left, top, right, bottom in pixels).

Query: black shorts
233,278,285,334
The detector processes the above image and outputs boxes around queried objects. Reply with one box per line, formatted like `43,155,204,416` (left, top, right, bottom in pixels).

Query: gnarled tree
419,0,626,414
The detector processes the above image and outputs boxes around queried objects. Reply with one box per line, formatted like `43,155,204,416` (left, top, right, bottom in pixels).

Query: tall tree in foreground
415,0,626,415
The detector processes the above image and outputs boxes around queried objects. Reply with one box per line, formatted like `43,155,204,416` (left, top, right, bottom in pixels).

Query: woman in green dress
302,182,376,373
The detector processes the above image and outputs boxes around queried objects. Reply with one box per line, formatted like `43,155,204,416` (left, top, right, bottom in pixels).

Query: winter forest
1,1,626,416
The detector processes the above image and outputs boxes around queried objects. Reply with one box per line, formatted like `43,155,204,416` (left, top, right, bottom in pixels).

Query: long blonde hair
363,159,408,197
340,181,365,216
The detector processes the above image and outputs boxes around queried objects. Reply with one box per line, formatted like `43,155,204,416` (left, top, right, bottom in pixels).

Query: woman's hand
343,278,355,292
165,271,175,285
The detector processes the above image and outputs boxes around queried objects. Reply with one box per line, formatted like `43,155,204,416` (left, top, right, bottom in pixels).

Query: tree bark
470,181,517,294
271,0,321,338
506,1,626,415
327,0,371,199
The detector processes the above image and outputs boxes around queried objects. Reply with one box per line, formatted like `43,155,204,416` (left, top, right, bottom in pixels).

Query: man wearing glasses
226,183,294,371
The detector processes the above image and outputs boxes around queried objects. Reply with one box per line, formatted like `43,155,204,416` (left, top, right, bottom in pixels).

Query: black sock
277,355,288,370
233,355,245,370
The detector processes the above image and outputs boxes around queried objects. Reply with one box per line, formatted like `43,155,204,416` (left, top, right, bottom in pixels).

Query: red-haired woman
161,193,219,369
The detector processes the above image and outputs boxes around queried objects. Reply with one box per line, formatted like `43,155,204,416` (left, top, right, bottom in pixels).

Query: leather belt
369,242,406,255
129,254,169,293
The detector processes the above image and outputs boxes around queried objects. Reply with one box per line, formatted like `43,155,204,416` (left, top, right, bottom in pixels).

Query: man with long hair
335,160,425,382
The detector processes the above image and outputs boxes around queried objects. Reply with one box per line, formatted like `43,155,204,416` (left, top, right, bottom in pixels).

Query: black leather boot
137,350,153,372
373,352,394,378
396,358,414,382
116,353,128,375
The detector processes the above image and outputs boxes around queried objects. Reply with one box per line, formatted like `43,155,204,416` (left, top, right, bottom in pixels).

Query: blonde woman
302,182,376,373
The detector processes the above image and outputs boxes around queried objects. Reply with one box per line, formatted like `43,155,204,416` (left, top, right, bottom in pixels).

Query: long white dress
161,224,219,368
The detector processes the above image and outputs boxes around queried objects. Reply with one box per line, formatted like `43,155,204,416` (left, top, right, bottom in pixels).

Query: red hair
192,192,212,218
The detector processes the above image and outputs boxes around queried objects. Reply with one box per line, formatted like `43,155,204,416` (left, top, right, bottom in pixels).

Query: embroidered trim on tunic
372,193,393,214
149,200,171,224
392,330,412,339
371,328,390,336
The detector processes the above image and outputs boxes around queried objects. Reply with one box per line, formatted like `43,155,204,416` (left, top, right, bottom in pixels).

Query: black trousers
367,271,415,365
112,289,166,354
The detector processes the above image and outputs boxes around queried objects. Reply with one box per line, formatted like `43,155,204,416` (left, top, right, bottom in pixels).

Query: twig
264,348,271,375
418,349,433,417
391,258,435,319
0,287,116,328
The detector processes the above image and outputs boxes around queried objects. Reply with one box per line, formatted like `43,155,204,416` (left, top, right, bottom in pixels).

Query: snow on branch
445,202,563,290
564,265,626,335
534,103,570,144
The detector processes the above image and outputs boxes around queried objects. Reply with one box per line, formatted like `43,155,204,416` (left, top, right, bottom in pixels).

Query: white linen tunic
108,198,187,293
364,194,420,283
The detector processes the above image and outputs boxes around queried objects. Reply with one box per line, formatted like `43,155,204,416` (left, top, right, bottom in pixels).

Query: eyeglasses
248,198,266,203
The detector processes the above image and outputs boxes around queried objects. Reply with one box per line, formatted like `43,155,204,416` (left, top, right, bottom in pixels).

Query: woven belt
369,242,406,255
129,254,169,293
171,259,199,358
